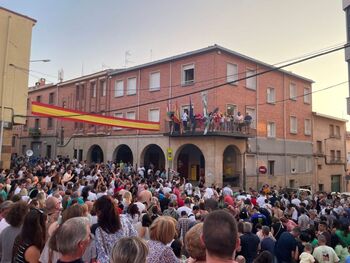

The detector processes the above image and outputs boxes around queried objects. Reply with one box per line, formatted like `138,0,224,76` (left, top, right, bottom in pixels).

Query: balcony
163,120,256,138
29,127,41,137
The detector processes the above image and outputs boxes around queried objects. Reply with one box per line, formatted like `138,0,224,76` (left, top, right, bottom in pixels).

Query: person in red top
224,194,234,207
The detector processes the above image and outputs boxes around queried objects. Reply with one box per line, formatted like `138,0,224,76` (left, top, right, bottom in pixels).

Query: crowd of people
1,156,350,262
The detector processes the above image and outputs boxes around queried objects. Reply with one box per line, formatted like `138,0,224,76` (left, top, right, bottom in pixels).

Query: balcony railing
163,120,256,138
29,127,41,137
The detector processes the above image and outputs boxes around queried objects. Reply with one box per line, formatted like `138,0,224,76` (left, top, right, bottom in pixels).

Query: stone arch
112,144,133,165
223,145,242,187
87,144,104,163
140,144,165,171
174,144,205,181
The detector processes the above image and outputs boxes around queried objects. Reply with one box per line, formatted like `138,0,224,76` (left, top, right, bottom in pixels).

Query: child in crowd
299,243,315,263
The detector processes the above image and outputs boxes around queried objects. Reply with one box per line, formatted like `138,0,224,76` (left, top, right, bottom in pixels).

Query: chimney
39,78,46,86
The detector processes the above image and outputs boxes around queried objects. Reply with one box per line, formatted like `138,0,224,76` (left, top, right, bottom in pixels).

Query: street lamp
30,59,50,63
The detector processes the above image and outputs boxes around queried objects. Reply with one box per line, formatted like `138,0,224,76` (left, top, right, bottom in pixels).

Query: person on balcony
234,112,244,132
182,109,189,133
244,112,253,134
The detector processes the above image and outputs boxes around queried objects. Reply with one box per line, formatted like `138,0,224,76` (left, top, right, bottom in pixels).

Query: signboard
167,148,173,161
259,166,267,174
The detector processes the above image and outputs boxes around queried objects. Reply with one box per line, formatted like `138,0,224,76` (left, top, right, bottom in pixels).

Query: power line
18,43,350,118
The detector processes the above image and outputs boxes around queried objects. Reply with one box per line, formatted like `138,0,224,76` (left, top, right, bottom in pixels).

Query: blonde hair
123,191,132,203
185,223,206,261
110,236,148,263
150,216,177,244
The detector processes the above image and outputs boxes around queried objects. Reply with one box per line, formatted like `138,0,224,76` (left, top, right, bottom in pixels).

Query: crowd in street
1,156,350,262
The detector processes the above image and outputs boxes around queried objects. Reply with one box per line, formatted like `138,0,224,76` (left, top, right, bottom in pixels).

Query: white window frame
267,122,276,138
290,116,297,134
291,156,298,174
246,107,256,129
101,80,107,97
91,82,96,98
127,77,137,96
267,87,275,104
304,119,311,135
289,83,297,100
182,63,195,85
148,108,160,122
246,69,256,90
126,111,136,120
226,63,238,84
303,87,311,104
149,71,160,91
114,80,124,97
113,112,123,130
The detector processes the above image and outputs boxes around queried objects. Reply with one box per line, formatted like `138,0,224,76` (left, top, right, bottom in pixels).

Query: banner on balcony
31,102,160,131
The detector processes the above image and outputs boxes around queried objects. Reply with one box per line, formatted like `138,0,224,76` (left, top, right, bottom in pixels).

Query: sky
1,0,349,123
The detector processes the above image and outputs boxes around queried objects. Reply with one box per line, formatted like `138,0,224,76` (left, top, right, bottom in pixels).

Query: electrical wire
17,43,350,118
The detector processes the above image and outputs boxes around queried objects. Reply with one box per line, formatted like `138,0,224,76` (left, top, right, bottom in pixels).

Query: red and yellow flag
31,102,160,131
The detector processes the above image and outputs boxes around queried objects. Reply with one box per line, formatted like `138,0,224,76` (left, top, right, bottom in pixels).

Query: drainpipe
255,64,259,191
283,73,287,188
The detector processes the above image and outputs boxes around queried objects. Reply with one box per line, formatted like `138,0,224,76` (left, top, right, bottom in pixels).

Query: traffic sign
259,166,267,174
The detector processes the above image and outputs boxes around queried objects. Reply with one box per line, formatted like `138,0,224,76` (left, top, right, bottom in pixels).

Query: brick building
13,45,314,189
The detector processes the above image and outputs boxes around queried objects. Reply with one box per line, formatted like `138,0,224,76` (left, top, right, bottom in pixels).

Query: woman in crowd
146,216,178,263
0,201,28,263
135,213,152,240
126,203,141,225
13,208,46,263
110,236,148,263
185,223,206,263
94,195,137,263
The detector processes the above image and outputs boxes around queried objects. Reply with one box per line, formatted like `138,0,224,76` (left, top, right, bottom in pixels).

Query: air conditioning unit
291,168,297,174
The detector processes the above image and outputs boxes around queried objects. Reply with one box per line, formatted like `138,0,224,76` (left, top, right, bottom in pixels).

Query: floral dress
95,214,137,263
146,240,179,263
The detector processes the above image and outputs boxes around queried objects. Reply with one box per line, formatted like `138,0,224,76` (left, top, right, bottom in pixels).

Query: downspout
136,69,141,168
168,61,172,176
0,15,11,165
283,73,287,187
255,64,259,191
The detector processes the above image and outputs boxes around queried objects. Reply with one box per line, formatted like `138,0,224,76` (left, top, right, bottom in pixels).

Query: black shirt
57,259,84,263
239,232,260,263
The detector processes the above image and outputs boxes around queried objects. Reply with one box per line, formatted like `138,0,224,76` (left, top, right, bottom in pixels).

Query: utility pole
343,0,350,114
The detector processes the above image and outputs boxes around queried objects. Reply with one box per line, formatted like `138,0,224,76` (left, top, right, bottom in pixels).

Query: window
47,117,53,129
226,63,238,84
46,145,52,159
114,80,124,97
268,160,275,176
113,112,123,130
35,118,40,129
182,64,195,85
335,125,340,138
36,96,41,102
100,80,106,97
290,116,297,134
289,180,295,188
76,86,80,100
304,87,311,104
126,111,136,120
330,150,335,162
226,104,237,116
316,140,322,154
267,122,276,138
78,149,83,162
267,87,275,103
329,124,335,137
289,83,297,100
306,157,312,172
319,184,324,191
80,85,85,100
23,120,27,131
246,107,256,129
336,150,341,161
246,69,256,90
49,92,55,104
149,72,160,91
304,119,311,135
127,77,137,95
148,109,160,122
91,82,96,98
73,149,78,159
347,152,350,164
318,164,322,170
22,145,26,155
11,136,16,147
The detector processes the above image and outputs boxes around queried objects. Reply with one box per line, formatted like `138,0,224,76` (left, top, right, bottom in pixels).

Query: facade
14,45,314,189
0,7,36,168
312,112,347,192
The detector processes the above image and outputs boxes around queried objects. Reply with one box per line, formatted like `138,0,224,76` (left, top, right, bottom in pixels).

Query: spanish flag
31,102,160,131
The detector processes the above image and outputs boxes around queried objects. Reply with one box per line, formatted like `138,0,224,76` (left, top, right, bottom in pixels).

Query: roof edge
312,112,348,122
0,7,37,23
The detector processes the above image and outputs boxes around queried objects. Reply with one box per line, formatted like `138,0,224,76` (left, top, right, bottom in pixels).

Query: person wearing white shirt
222,185,233,197
88,191,97,201
257,194,266,207
203,187,214,199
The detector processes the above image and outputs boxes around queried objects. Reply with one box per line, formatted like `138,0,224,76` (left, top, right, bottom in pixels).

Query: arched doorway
113,145,133,165
175,144,205,181
223,145,241,187
141,144,165,171
87,145,104,163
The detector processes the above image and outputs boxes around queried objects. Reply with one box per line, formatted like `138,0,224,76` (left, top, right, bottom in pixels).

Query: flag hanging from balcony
31,102,160,131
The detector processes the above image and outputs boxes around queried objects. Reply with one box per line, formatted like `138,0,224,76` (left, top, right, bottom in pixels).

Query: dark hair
94,195,121,234
5,201,28,227
203,210,237,259
127,203,140,219
19,208,46,250
170,239,182,258
253,251,274,263
141,214,152,227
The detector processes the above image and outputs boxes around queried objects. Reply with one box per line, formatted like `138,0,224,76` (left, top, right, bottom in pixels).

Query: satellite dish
26,149,33,157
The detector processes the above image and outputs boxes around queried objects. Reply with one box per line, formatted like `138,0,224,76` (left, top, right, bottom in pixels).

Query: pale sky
1,0,349,124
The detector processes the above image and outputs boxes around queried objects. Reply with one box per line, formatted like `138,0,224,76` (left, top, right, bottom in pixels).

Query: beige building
313,112,347,192
0,7,36,168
